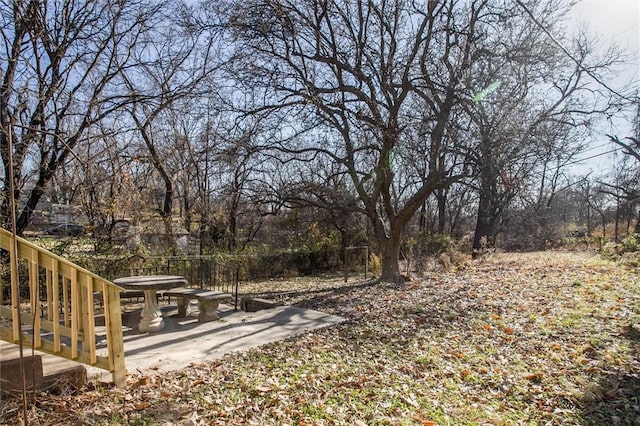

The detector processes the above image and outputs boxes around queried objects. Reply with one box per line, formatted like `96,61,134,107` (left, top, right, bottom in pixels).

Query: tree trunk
163,215,177,256
183,188,192,234
16,158,58,235
472,209,490,257
227,189,241,252
374,218,403,283
228,211,237,252
614,201,619,242
419,201,427,234
337,226,348,267
379,232,403,282
436,188,447,234
472,183,497,257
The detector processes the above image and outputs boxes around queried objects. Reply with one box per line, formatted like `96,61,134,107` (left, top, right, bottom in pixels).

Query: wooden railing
0,228,126,387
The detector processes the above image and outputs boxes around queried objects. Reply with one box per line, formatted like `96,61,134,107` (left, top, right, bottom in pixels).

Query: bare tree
603,100,640,233
0,0,168,234
118,7,222,253
463,1,623,255
277,154,364,257
213,123,266,252
74,122,143,247
224,0,520,281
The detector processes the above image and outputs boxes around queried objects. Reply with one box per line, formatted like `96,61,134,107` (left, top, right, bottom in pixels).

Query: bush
420,234,453,255
241,249,341,279
601,233,640,267
369,253,381,277
620,252,640,267
622,233,640,252
403,234,469,274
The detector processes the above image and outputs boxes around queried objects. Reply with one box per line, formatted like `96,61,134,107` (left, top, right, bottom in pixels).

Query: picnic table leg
139,289,164,332
198,299,220,322
175,296,194,317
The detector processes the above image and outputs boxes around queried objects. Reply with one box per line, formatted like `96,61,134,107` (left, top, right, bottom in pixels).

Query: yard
3,251,639,425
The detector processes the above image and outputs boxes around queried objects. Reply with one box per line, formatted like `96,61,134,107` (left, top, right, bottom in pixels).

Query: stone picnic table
113,275,187,333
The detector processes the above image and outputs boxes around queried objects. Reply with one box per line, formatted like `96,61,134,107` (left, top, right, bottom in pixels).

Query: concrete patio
1,302,345,386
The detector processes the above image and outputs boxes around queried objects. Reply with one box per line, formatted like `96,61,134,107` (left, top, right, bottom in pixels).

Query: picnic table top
113,275,188,291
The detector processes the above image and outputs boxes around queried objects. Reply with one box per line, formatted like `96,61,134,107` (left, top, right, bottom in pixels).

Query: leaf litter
2,251,639,425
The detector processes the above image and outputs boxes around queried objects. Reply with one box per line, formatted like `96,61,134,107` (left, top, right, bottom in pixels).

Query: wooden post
63,276,70,327
52,260,61,353
29,248,41,348
83,275,97,364
46,268,53,319
103,285,126,387
9,238,20,342
70,271,79,359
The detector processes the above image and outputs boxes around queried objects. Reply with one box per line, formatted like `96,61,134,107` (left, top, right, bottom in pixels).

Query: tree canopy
1,0,636,281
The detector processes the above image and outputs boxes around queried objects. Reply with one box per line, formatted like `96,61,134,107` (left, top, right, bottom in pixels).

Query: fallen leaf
254,384,272,393
523,372,544,382
131,376,148,388
135,402,150,410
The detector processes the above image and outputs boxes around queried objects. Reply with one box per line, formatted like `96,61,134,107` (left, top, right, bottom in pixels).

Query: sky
566,0,640,176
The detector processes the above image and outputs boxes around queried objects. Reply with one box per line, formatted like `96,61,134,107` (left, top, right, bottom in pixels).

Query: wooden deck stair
0,227,126,387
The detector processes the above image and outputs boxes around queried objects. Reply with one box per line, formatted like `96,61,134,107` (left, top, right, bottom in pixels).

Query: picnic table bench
161,287,231,322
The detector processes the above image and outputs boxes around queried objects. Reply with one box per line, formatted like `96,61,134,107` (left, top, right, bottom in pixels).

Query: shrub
419,233,453,255
404,233,469,272
239,249,341,279
622,233,640,252
601,233,640,267
369,253,381,277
